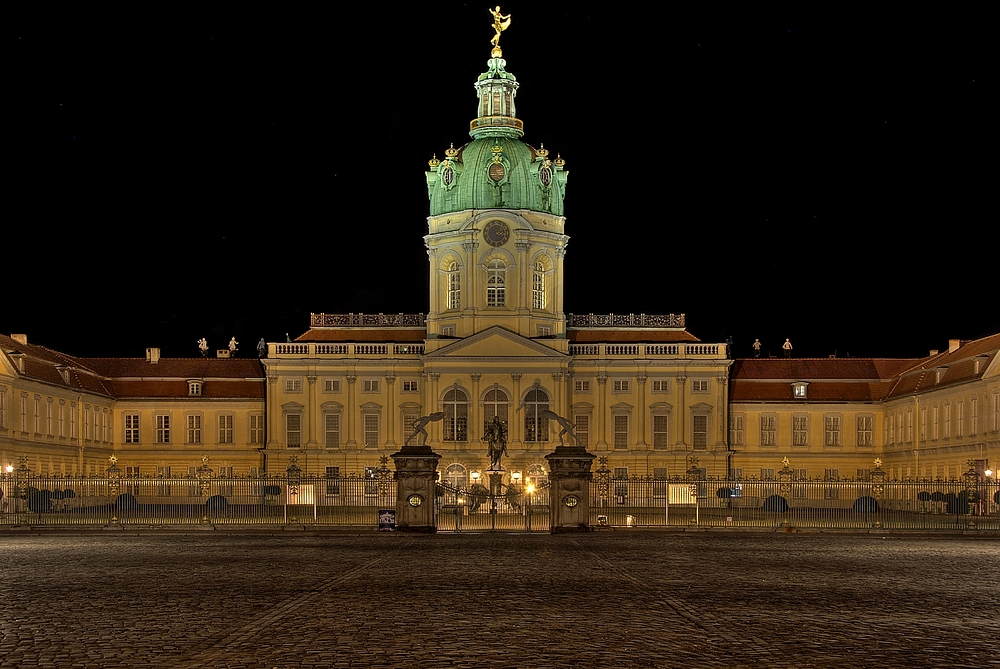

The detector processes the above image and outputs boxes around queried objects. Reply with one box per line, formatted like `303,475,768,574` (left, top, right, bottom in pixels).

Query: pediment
426,326,565,359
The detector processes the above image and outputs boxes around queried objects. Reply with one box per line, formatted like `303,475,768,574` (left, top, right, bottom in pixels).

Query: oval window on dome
488,163,505,182
539,166,551,187
443,167,454,186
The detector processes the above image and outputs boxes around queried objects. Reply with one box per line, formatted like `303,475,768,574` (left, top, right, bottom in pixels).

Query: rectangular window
46,399,53,436
920,407,927,440
187,415,202,444
970,397,977,435
613,415,628,449
364,414,379,448
692,379,708,393
613,379,630,393
325,414,340,448
34,397,41,434
325,466,341,496
652,379,669,392
932,406,939,439
956,401,964,437
993,392,1000,432
760,416,776,446
574,380,590,392
729,414,744,446
653,467,668,498
613,467,628,500
155,415,170,443
58,402,65,437
944,404,951,438
906,410,913,442
857,468,871,481
402,380,418,393
692,415,707,450
363,379,380,393
286,414,301,447
249,414,264,443
651,415,669,449
792,468,808,498
70,405,77,439
324,379,340,392
125,414,140,443
856,416,873,447
20,396,27,432
441,325,456,337
793,416,808,446
218,415,234,444
824,416,841,446
285,378,302,393
84,405,91,440
574,414,589,447
0,388,6,428
403,414,418,444
760,468,775,481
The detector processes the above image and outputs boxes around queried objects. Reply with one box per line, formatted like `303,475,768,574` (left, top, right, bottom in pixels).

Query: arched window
445,463,467,489
523,387,550,442
442,387,469,441
532,262,545,310
447,261,461,310
483,386,509,432
487,259,506,307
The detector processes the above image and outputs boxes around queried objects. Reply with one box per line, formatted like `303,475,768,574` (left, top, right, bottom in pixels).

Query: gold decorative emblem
428,154,440,168
408,494,424,507
445,143,460,158
563,494,580,508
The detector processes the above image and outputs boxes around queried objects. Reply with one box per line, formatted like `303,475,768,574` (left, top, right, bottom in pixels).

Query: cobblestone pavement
0,531,997,668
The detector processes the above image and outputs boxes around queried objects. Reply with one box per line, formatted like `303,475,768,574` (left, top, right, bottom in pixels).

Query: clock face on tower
483,220,510,247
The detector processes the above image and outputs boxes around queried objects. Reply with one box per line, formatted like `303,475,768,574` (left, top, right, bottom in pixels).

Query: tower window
487,259,506,306
447,261,461,309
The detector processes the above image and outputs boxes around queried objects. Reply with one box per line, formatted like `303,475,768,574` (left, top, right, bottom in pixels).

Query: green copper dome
426,57,568,216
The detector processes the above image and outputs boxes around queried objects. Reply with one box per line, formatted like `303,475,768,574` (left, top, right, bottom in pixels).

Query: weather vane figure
489,6,511,55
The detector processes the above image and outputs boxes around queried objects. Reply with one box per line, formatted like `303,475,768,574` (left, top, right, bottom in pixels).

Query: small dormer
934,366,948,384
792,381,809,399
9,352,25,374
54,364,71,385
973,354,989,375
187,379,204,396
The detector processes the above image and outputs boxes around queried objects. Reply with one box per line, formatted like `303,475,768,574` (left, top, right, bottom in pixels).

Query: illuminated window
692,415,707,450
729,414,744,446
532,262,545,309
523,388,550,442
188,380,203,396
487,259,506,306
792,382,808,398
483,386,509,431
447,261,461,309
442,388,469,442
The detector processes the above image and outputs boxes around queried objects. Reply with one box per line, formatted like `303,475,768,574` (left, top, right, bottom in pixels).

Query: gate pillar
391,445,442,533
545,446,596,533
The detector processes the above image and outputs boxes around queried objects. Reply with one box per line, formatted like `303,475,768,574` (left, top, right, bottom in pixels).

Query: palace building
2,22,997,488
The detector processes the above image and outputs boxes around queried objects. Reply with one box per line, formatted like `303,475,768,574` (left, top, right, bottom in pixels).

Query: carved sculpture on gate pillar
545,409,596,533
392,413,443,532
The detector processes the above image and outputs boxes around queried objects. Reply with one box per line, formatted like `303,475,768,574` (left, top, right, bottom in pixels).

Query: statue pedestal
391,446,442,533
545,446,596,534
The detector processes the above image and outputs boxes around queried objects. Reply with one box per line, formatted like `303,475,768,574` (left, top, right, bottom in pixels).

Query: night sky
8,5,992,361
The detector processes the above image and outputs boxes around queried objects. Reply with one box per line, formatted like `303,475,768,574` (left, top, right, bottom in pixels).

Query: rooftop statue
489,6,511,54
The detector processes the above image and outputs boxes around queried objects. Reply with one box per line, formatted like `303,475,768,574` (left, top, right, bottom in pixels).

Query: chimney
11,334,27,345
216,349,230,358
146,347,161,364
948,339,961,353
929,350,939,356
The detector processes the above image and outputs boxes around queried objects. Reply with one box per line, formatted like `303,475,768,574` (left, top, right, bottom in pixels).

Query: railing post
106,455,121,526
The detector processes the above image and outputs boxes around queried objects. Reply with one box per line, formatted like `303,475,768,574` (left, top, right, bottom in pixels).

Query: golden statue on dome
489,6,511,56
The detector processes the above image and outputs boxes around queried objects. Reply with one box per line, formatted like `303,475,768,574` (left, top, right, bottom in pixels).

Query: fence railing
0,475,396,527
590,478,1000,531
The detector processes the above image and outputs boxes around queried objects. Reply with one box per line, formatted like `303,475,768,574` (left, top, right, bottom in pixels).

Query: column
426,246,438,326
635,374,647,449
306,374,318,448
596,375,608,448
385,375,396,448
470,373,482,444
428,373,441,446
345,376,357,447
515,241,531,314
510,373,522,446
555,246,567,327
267,371,280,448
676,375,687,449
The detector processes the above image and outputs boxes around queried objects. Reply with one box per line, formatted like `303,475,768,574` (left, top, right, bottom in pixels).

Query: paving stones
0,532,997,668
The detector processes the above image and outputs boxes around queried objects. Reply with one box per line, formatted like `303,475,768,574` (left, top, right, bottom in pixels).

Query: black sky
7,4,993,360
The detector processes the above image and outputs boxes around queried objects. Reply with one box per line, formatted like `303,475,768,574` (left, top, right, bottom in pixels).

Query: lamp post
525,483,535,532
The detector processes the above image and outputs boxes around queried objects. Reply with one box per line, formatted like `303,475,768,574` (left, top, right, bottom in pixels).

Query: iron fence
0,474,396,528
435,482,551,532
590,477,1000,531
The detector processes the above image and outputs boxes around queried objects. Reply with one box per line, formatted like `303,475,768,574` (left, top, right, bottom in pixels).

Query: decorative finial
536,144,549,158
202,455,210,465
781,456,790,469
428,154,440,168
873,457,882,469
489,6,511,57
109,455,118,465
553,153,566,167
444,143,459,158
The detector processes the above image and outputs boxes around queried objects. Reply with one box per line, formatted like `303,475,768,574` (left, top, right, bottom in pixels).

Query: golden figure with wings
489,6,511,54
